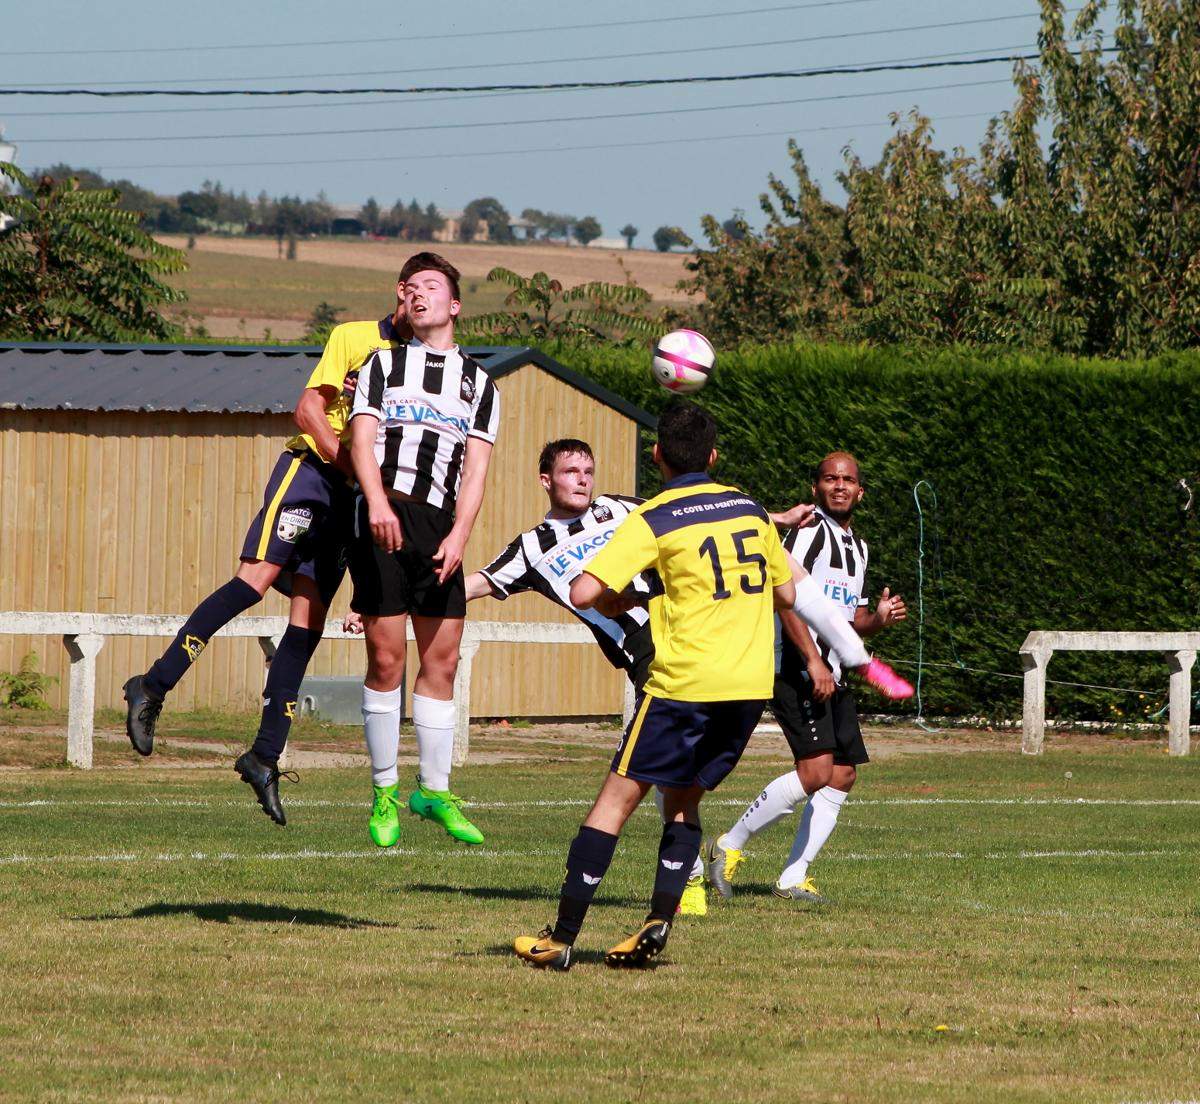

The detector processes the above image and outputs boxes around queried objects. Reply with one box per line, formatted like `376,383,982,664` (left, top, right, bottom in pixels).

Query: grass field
2,719,1198,1103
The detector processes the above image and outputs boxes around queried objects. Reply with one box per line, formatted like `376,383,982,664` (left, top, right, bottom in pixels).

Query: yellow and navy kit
285,315,404,459
585,473,792,702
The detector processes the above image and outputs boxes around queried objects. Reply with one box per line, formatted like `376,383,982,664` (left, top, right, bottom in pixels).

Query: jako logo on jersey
546,528,617,578
661,859,684,870
381,399,470,434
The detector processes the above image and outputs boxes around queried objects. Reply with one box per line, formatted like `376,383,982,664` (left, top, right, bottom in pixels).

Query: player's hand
876,587,907,627
594,586,642,617
342,612,364,635
771,502,817,529
368,497,402,553
807,658,835,702
432,529,467,584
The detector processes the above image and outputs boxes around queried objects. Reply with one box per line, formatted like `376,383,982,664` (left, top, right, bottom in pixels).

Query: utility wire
16,76,1013,145
0,43,1047,117
2,11,1076,90
96,109,999,172
0,44,1114,99
8,0,893,55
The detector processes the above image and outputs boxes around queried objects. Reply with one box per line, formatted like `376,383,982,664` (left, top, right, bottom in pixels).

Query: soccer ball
651,329,716,394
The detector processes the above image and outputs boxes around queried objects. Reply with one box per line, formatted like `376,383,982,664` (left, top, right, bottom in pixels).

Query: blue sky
2,0,1113,243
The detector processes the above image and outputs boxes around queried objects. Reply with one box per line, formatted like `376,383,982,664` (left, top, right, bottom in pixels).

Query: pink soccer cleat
856,658,914,700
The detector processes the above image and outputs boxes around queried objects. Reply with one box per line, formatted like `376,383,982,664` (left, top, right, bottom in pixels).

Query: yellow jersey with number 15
584,473,791,702
284,315,404,459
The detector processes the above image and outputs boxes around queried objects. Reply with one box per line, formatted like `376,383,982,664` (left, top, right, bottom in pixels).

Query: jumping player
348,252,499,850
513,402,911,970
708,451,907,902
122,294,410,825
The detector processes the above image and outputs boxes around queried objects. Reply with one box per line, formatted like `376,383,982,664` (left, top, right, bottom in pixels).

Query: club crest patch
460,374,476,403
591,502,614,523
182,634,206,662
277,507,313,544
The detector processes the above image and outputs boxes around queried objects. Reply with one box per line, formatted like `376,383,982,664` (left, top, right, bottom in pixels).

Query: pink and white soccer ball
651,329,716,394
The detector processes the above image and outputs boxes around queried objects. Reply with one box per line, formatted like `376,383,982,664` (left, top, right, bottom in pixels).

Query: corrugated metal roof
0,342,655,426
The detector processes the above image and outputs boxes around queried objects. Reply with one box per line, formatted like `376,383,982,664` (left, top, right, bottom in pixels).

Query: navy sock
144,578,261,698
251,624,324,765
648,821,702,922
551,825,619,945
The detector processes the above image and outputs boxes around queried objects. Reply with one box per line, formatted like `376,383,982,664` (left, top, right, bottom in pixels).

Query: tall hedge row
547,341,1200,722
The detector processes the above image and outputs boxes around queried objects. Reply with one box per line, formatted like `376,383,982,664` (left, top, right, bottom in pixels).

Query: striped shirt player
480,493,657,685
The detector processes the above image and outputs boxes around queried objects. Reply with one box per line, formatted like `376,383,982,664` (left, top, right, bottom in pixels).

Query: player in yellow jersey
513,400,798,970
122,288,412,825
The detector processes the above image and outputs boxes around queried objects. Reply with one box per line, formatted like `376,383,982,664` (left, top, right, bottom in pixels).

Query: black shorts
348,497,466,618
239,450,351,605
772,674,869,766
611,694,767,790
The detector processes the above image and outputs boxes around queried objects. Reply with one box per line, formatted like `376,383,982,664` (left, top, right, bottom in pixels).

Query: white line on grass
0,846,1184,868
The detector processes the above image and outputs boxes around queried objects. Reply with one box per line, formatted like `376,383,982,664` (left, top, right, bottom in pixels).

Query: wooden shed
0,341,652,718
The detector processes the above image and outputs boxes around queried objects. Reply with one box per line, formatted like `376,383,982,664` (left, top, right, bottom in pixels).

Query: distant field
3,715,1199,1103
162,248,517,340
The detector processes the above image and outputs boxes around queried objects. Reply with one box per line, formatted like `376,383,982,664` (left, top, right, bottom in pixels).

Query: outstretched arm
853,587,907,637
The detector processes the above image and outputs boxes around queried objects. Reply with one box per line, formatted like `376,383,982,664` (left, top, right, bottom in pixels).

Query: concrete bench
0,612,625,769
1020,631,1199,756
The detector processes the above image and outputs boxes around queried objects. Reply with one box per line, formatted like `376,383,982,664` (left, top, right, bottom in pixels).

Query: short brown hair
657,399,717,475
398,252,462,300
538,438,594,476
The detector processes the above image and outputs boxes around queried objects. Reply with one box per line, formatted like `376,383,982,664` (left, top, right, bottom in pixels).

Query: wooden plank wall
0,361,639,717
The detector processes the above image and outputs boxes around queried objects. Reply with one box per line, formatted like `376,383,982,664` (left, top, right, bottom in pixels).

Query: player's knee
796,759,832,793
832,765,857,792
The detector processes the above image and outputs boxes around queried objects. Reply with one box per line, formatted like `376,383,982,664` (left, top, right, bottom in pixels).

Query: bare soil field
159,235,694,301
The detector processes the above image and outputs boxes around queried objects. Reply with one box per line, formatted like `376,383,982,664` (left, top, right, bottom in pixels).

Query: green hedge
545,341,1200,723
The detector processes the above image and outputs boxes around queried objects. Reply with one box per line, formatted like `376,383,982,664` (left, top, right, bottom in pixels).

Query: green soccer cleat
368,783,402,848
408,781,485,845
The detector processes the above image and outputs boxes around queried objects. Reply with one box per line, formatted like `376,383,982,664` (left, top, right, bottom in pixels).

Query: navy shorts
772,674,869,766
611,694,767,790
239,450,352,605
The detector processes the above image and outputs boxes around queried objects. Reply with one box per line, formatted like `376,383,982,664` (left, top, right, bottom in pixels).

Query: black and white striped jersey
480,493,654,671
349,339,500,512
783,507,869,682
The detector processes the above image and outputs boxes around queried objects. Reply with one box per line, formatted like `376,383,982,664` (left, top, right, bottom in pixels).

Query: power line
97,109,999,173
8,0,890,55
3,11,1070,90
2,44,1113,100
0,44,1045,118
16,76,1013,145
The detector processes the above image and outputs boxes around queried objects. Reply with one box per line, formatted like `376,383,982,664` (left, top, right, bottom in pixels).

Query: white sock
723,770,809,851
654,787,705,880
362,684,402,788
413,693,455,792
778,786,848,888
791,573,870,670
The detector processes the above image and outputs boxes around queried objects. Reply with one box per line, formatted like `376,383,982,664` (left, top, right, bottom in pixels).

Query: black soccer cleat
604,919,671,969
234,750,296,826
123,675,162,757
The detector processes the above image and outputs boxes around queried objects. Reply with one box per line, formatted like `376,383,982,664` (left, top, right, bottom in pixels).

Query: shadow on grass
407,882,641,908
78,901,397,929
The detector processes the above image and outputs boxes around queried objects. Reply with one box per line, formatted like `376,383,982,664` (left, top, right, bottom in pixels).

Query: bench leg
63,633,105,770
452,641,480,769
1020,647,1050,755
1168,650,1195,757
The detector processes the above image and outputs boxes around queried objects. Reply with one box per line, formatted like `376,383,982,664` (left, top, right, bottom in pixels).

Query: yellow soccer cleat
705,835,744,900
604,920,671,969
513,927,573,971
677,875,708,917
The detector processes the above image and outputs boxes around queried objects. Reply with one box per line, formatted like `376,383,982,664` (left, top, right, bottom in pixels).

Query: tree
572,216,602,246
620,223,638,249
0,164,187,341
304,300,346,344
653,225,692,253
460,267,657,342
463,197,513,243
360,197,382,234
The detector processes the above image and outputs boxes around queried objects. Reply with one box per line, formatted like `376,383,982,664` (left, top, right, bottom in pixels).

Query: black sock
551,825,619,945
144,578,261,698
648,821,702,922
250,624,324,764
